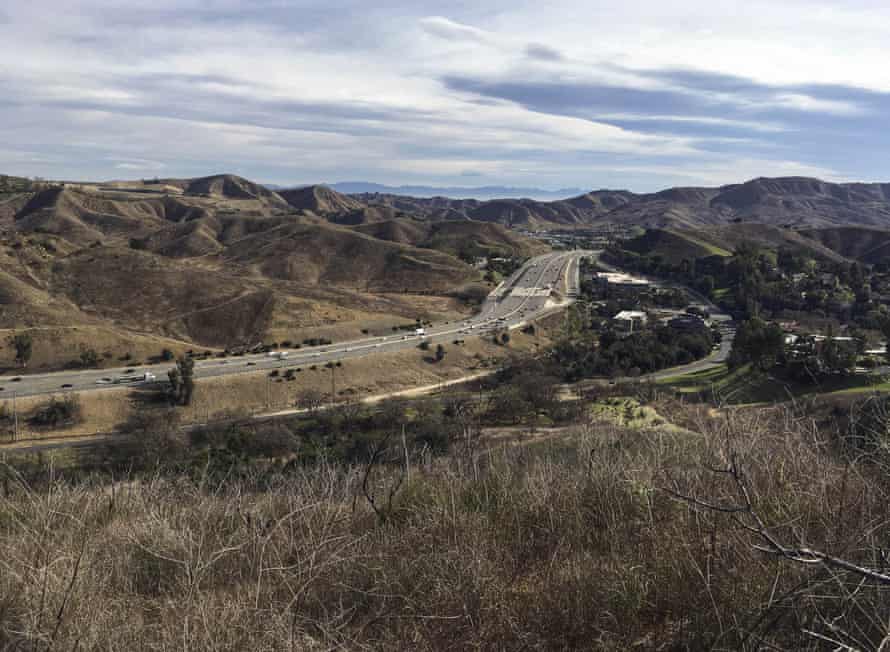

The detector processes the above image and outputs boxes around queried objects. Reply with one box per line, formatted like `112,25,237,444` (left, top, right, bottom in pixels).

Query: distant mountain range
328,177,890,231
265,182,586,201
262,176,890,231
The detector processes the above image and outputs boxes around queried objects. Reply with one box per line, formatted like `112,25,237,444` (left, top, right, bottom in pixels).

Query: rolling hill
799,226,890,265
351,177,890,231
354,219,549,258
1,174,547,367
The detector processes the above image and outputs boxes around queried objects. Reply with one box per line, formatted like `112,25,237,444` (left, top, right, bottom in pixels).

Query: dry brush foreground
0,403,889,650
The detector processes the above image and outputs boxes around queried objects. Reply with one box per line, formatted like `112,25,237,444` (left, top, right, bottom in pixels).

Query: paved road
0,251,588,400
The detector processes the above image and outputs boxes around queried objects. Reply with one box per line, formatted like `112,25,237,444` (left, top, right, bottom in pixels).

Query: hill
278,185,365,215
354,218,549,259
620,228,731,265
3,176,522,366
220,221,476,292
330,181,585,200
156,174,289,207
693,223,849,263
799,226,890,265
353,177,890,231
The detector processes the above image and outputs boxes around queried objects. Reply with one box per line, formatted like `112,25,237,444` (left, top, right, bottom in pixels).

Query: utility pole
330,364,336,404
12,391,17,443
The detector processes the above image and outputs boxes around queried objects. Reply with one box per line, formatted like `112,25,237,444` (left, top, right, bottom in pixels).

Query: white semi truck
414,327,426,336
115,372,157,384
267,351,290,360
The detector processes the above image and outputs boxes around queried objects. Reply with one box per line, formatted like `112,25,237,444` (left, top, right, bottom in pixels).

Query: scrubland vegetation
1,371,889,650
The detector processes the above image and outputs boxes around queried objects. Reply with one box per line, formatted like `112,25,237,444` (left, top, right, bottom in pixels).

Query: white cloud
0,0,886,189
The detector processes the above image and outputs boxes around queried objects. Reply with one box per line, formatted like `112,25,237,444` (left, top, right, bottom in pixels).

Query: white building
613,310,648,333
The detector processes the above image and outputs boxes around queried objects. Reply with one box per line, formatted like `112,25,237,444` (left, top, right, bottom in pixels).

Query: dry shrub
0,403,888,650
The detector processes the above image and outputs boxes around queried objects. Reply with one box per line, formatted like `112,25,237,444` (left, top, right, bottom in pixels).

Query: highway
0,250,587,400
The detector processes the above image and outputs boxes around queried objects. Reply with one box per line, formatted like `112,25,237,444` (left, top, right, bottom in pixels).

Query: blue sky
3,0,890,192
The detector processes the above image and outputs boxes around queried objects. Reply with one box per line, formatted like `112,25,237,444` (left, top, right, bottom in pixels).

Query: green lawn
670,231,732,258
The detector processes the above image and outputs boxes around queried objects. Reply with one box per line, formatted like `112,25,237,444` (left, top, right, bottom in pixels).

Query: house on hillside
613,310,647,333
668,314,707,332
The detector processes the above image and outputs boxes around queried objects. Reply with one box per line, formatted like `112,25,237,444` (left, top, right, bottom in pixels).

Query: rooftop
614,310,647,321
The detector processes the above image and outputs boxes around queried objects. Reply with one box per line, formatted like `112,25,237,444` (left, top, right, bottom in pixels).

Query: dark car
61,383,73,389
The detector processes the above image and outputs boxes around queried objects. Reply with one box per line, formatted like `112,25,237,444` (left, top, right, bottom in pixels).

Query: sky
3,0,890,193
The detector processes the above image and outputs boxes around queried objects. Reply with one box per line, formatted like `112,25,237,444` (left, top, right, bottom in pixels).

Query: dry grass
0,325,198,372
1,402,887,650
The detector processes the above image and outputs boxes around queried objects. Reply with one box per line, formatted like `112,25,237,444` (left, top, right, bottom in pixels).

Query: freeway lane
0,251,589,400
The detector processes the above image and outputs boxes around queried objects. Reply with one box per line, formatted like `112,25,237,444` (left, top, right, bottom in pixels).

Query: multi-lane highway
0,251,588,400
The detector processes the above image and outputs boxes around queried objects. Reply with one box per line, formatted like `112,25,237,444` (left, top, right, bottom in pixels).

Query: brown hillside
278,185,365,214
161,174,289,207
353,218,547,258
703,224,850,262
220,221,476,292
352,176,890,230
800,226,890,265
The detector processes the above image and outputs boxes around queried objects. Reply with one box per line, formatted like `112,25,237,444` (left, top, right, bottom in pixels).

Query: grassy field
658,363,890,405
670,229,732,257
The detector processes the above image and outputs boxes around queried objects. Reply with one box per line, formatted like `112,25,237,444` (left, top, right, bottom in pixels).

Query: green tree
11,333,32,368
167,355,195,406
79,347,100,368
881,318,890,365
728,318,784,371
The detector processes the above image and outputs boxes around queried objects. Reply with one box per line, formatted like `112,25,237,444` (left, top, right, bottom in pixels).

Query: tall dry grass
0,403,888,650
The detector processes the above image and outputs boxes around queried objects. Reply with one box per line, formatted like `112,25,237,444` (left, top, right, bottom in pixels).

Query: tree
435,344,446,362
79,348,99,368
11,333,32,368
295,388,325,415
728,318,784,371
167,355,195,406
881,318,890,365
179,356,195,406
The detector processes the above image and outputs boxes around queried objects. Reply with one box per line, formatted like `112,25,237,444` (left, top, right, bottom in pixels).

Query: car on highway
124,369,135,374
61,383,73,389
246,361,256,366
95,378,112,385
11,377,21,382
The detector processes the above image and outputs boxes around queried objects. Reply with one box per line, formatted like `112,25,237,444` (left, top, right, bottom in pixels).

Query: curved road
0,251,587,400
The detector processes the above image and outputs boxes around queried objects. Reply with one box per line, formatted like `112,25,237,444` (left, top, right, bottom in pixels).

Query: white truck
267,351,290,360
115,372,157,384
414,327,426,336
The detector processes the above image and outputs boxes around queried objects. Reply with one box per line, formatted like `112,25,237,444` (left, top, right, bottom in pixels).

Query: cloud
525,43,564,62
0,1,888,191
114,159,165,171
420,16,492,44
